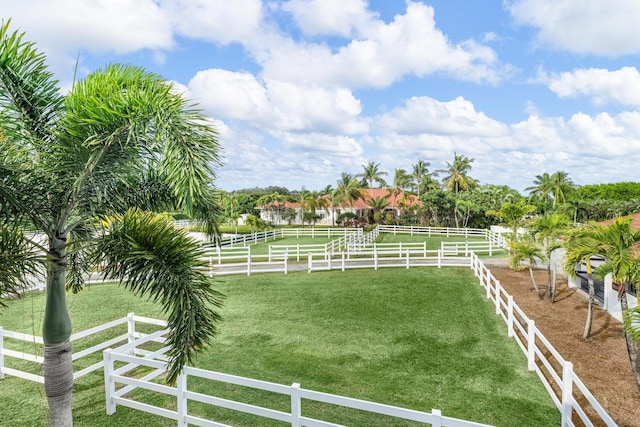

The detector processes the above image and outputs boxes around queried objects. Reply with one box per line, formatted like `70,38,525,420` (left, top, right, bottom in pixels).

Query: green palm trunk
43,234,74,426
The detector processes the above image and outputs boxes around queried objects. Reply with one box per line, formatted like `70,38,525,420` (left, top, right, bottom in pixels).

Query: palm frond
0,223,43,308
94,208,223,383
0,20,63,145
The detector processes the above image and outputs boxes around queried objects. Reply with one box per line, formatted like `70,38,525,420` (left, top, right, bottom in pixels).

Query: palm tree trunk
528,266,542,297
619,291,640,390
43,234,74,426
44,340,74,426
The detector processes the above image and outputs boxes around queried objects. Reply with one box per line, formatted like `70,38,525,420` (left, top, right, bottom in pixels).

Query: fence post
0,327,4,379
269,245,272,263
507,296,514,337
406,249,410,269
437,249,441,268
527,320,536,371
374,248,378,270
328,253,332,271
465,241,469,256
341,252,345,272
297,244,300,262
127,313,136,355
494,281,501,315
103,348,116,415
398,242,402,258
308,253,312,273
561,362,574,427
284,250,288,275
291,383,301,427
431,409,442,427
423,242,426,258
247,247,252,276
177,370,187,427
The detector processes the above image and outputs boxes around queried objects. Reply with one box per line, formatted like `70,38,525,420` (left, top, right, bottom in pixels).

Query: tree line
221,155,640,230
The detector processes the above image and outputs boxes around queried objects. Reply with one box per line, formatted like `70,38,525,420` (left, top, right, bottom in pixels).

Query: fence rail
0,314,167,383
469,253,616,427
103,343,494,427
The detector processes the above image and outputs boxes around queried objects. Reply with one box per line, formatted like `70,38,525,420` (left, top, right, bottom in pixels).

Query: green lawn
0,268,557,426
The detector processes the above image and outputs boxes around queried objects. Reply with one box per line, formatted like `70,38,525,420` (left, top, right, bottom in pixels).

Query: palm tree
585,217,640,388
526,171,575,208
511,239,545,297
439,153,478,193
358,161,387,199
411,160,431,200
528,213,570,301
389,168,411,213
526,172,553,205
333,172,362,209
562,224,604,338
367,194,390,224
0,22,223,425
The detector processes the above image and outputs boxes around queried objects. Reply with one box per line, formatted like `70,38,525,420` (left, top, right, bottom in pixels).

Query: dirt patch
488,263,640,427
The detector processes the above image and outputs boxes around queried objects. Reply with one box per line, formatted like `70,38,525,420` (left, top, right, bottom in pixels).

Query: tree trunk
528,266,541,297
44,340,74,426
43,234,74,426
619,291,640,391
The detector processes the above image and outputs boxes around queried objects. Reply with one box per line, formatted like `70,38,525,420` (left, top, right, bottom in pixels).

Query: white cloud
188,69,268,119
282,0,376,37
508,0,640,56
260,1,506,88
160,0,263,44
188,69,368,134
378,96,509,137
542,67,640,106
1,0,174,54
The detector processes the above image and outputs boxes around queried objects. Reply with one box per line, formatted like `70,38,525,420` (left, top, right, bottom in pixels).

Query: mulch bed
488,265,640,427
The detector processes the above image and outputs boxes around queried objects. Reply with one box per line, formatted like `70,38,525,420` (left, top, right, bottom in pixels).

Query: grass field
0,268,557,426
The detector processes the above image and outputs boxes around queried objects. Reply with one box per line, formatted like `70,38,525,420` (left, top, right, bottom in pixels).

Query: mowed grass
0,268,558,426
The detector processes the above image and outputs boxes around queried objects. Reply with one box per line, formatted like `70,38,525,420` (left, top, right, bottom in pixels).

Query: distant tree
333,172,362,209
439,153,478,193
389,168,411,212
358,161,388,199
367,195,390,224
526,171,575,208
411,160,433,200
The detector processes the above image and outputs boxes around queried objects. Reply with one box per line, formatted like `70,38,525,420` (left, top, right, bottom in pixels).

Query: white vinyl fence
0,314,167,383
103,333,494,427
469,253,616,427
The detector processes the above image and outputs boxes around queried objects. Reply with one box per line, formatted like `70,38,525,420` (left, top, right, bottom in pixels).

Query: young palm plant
0,22,223,426
511,238,544,297
562,224,605,338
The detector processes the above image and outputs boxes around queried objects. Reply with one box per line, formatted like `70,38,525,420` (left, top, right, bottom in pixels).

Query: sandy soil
488,264,640,427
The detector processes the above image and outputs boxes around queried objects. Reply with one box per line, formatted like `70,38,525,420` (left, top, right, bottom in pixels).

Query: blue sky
3,0,640,193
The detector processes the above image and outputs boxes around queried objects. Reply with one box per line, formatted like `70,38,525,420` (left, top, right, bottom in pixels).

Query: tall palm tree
439,153,478,193
358,161,387,199
549,171,575,207
527,171,575,208
389,168,411,212
411,159,431,200
332,173,362,209
0,22,223,425
525,172,554,205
